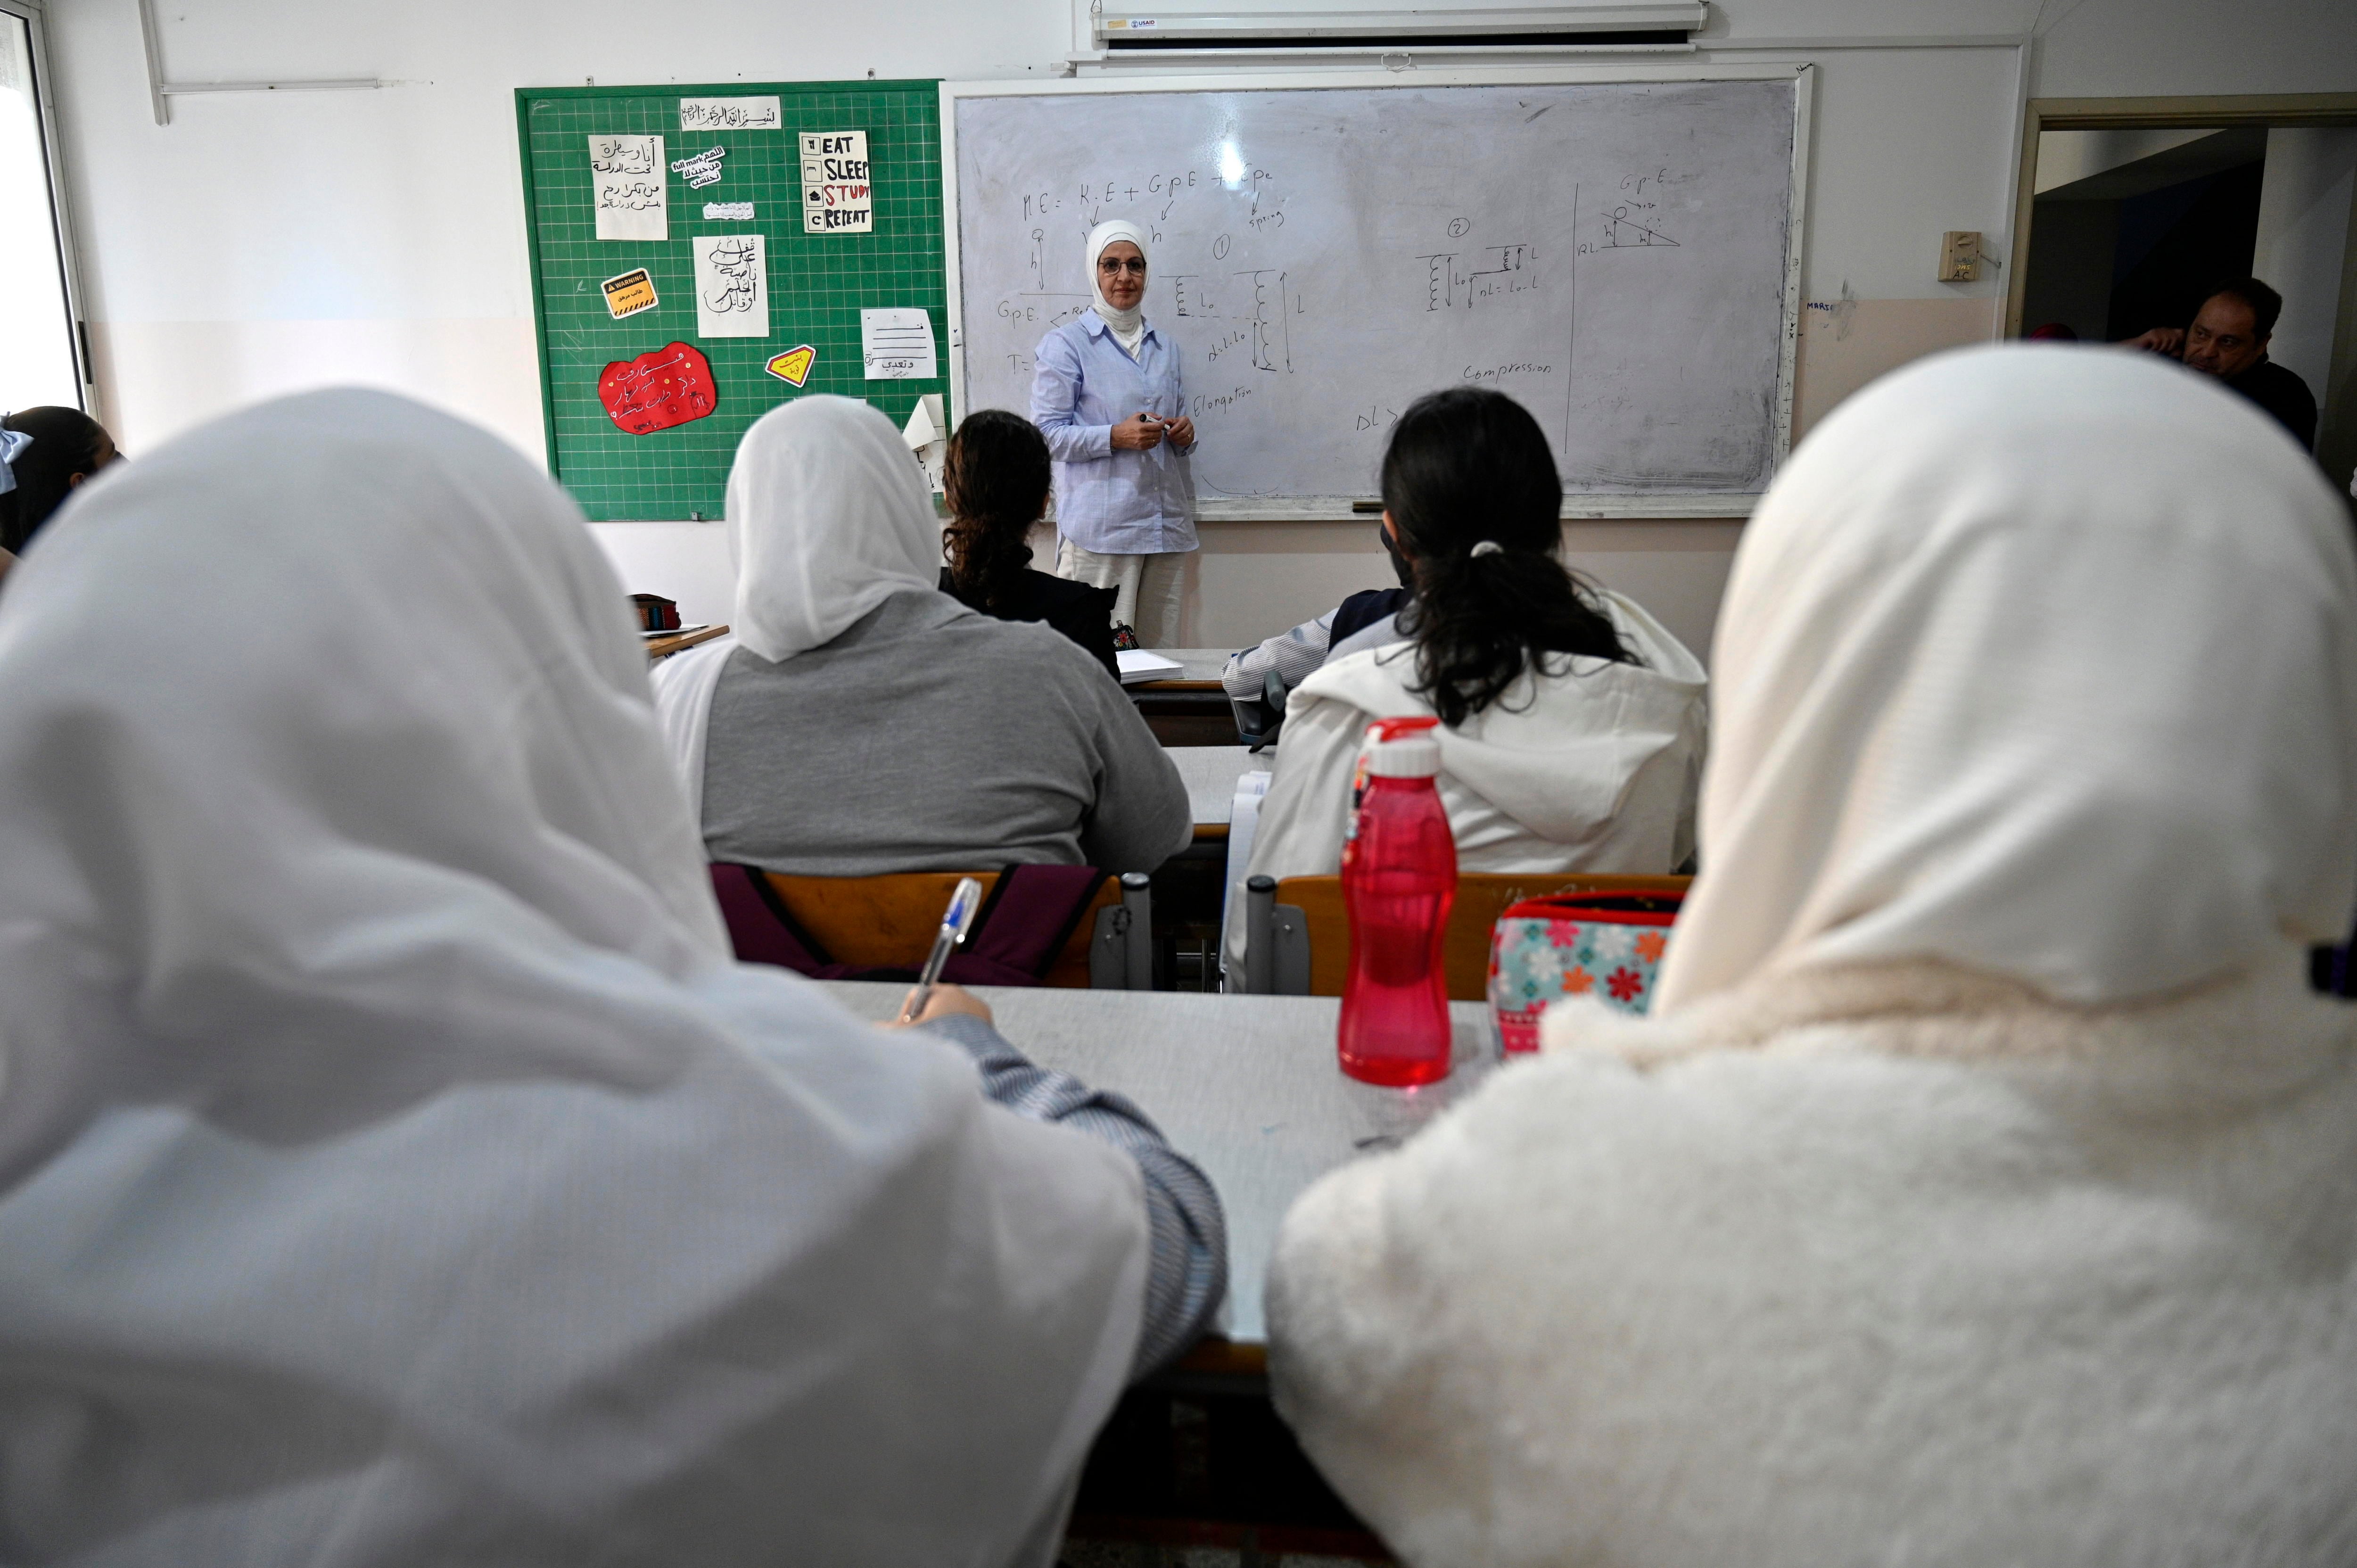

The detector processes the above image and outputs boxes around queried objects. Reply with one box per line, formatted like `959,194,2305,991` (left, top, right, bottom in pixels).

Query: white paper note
694,233,769,338
861,308,936,380
902,392,947,493
801,130,874,234
669,145,726,190
680,95,782,132
703,201,754,220
591,134,666,242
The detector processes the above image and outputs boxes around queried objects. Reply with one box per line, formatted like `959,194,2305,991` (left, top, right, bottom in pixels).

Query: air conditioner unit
1089,2,1706,54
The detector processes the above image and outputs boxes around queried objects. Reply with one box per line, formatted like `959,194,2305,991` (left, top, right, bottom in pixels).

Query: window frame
1,0,93,407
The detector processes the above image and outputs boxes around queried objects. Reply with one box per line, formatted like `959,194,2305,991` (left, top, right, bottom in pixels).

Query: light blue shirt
1030,310,1197,555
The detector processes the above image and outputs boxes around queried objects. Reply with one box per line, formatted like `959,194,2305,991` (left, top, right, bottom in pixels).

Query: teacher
1031,219,1197,648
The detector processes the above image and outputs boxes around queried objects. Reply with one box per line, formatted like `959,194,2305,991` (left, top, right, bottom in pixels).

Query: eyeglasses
1096,257,1147,275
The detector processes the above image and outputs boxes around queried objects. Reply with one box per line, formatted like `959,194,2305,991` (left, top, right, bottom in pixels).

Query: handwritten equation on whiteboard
954,79,1799,499
591,135,666,242
802,131,874,234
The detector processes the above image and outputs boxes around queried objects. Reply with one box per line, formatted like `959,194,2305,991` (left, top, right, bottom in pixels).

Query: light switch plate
1940,230,1981,283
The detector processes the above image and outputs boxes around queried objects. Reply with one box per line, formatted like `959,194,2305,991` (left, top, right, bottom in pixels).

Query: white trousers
1055,539,1191,648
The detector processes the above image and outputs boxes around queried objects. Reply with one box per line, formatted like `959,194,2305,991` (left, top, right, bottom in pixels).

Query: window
0,1,86,412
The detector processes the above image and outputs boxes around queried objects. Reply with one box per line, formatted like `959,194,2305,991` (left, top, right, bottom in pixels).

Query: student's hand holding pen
881,981,993,1031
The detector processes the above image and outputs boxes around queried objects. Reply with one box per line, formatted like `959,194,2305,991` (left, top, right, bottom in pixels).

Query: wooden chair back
761,869,1122,990
1273,871,1693,1000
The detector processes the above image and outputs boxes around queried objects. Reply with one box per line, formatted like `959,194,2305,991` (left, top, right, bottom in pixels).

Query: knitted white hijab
1656,345,2357,1012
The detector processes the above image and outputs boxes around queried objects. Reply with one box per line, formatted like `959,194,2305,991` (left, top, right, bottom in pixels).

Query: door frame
2007,92,2357,488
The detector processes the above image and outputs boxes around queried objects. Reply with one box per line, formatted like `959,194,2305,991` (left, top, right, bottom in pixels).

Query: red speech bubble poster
597,342,718,435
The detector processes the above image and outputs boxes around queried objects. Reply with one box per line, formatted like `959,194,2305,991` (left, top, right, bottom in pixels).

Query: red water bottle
1337,720,1457,1086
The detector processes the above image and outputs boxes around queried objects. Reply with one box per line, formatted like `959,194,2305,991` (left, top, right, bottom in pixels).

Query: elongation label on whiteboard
801,131,874,234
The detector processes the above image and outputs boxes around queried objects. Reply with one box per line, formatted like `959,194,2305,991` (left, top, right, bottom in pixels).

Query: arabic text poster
861,308,936,379
694,233,769,338
590,135,666,242
800,131,873,234
597,342,717,435
680,96,782,132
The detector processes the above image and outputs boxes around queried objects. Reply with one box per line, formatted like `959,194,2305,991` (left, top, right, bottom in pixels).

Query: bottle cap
1367,716,1440,744
1366,734,1440,777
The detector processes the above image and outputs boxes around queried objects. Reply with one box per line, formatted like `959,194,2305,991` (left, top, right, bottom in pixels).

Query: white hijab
652,394,938,820
0,389,1145,1563
1656,345,2357,1013
1086,218,1149,349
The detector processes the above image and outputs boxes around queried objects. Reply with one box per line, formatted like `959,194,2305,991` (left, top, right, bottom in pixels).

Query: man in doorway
2122,276,2317,449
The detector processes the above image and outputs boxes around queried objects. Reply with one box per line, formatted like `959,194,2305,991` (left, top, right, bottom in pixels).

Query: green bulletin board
517,79,947,520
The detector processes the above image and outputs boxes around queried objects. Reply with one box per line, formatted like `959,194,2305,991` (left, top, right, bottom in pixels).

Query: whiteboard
943,67,1808,518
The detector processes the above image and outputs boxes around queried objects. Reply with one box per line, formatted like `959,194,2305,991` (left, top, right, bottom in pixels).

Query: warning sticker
601,267,659,319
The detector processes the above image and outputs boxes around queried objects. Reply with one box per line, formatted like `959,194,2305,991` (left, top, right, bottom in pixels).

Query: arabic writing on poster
695,233,769,338
598,341,717,434
704,201,754,220
670,145,727,190
860,307,936,379
680,96,783,132
590,134,666,242
800,130,874,234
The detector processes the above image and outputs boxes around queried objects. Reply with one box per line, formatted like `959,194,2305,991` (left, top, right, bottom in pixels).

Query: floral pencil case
1488,891,1683,1054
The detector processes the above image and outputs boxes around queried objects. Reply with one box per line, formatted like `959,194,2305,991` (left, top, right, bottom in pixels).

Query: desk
819,980,1499,1345
645,624,729,660
1131,648,1234,685
1170,744,1270,844
1128,647,1237,746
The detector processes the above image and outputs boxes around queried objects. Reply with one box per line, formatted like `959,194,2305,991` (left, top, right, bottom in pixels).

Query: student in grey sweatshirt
653,396,1191,878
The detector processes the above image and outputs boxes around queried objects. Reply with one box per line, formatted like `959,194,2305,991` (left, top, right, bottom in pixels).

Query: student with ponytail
939,409,1121,679
1224,387,1707,971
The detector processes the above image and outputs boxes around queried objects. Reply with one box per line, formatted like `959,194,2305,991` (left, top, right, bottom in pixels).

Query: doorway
2007,94,2357,495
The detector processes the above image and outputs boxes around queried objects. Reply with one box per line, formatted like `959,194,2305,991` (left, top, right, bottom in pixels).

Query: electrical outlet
1940,231,1981,283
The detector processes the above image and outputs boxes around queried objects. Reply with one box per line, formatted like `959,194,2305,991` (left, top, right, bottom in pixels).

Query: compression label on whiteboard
801,131,874,234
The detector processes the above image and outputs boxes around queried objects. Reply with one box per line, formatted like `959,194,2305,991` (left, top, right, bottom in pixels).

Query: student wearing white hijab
652,394,1189,875
1265,347,2357,1565
1031,219,1197,647
0,388,1223,1564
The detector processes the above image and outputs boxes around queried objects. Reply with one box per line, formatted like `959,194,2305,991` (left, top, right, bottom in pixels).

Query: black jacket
2224,356,2317,451
940,568,1121,679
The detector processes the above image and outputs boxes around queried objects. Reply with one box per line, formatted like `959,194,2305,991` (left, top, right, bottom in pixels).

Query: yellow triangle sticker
765,345,816,388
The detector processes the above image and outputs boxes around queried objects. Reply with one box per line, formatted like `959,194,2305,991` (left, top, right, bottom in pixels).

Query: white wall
2255,128,2357,399
40,0,2357,664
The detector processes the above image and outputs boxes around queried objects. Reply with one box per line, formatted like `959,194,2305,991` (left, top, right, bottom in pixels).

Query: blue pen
899,877,984,1023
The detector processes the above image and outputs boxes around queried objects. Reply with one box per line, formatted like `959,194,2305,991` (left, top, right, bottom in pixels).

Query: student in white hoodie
1225,386,1706,971
1265,346,2357,1567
